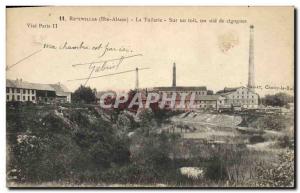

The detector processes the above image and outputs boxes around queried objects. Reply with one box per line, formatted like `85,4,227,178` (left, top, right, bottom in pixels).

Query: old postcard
6,6,295,188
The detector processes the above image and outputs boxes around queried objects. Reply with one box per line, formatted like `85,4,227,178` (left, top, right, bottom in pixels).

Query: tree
262,93,293,107
72,85,97,104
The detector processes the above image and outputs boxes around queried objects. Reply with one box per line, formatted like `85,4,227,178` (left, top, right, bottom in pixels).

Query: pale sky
6,6,294,96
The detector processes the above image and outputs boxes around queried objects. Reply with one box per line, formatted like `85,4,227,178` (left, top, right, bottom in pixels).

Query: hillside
6,104,294,187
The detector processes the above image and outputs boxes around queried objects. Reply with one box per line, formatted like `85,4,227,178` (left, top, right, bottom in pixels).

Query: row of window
232,95,255,99
237,91,250,95
200,104,215,108
164,100,221,104
195,100,220,104
179,104,215,108
7,95,35,101
160,91,207,95
6,87,35,94
229,100,255,104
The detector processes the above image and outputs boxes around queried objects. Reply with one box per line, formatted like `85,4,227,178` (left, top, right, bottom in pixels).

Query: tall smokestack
135,67,139,90
248,25,255,92
172,62,176,87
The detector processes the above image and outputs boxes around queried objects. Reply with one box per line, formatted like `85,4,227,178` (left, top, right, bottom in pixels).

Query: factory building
148,63,209,97
172,94,225,111
6,79,71,103
217,25,259,109
216,87,259,109
144,62,224,111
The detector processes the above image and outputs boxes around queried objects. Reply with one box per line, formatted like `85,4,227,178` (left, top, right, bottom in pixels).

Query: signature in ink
71,54,143,85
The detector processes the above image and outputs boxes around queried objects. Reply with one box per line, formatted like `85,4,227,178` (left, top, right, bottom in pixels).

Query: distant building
194,95,225,110
216,86,259,109
142,88,224,111
148,62,208,96
6,79,71,103
172,94,225,111
144,62,222,111
151,86,208,96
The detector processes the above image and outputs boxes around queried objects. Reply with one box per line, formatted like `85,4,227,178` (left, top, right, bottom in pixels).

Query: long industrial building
6,79,71,103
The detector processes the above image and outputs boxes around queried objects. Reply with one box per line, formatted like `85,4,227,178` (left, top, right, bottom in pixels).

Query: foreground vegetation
6,103,294,187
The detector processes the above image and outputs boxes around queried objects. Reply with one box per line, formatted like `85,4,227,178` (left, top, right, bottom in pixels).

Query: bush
205,156,228,181
249,135,265,144
250,115,293,131
250,150,294,187
7,106,131,184
277,135,292,148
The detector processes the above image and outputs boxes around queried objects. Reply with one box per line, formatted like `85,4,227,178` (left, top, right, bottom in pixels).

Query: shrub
250,150,294,187
205,156,228,181
277,135,292,148
249,135,265,144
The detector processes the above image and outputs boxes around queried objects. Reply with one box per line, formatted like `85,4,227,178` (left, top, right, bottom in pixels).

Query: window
12,89,15,93
17,95,20,101
32,90,34,94
28,96,30,101
12,95,15,101
23,96,25,101
6,95,9,100
17,88,20,93
32,96,35,100
23,89,26,94
6,88,9,93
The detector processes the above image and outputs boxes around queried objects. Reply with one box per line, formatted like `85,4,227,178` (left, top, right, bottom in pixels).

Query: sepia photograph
5,6,295,188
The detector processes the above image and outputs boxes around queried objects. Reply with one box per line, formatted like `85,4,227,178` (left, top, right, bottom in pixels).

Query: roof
7,79,55,91
216,87,241,94
49,84,71,96
170,94,223,101
6,79,70,93
194,95,224,101
152,86,207,91
216,86,260,97
173,94,223,101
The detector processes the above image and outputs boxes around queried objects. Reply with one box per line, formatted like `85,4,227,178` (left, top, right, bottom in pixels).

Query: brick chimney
248,25,255,92
172,62,176,87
